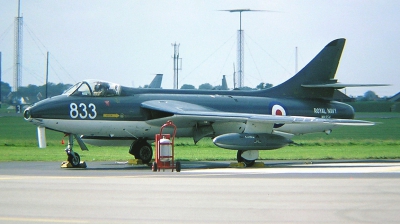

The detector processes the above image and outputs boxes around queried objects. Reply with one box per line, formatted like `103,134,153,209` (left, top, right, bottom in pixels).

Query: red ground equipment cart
152,121,181,172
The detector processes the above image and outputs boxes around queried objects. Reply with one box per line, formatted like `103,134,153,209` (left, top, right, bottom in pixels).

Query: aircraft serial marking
69,103,97,119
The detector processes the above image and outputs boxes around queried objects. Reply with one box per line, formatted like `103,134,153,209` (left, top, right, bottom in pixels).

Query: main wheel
68,152,80,167
152,162,158,172
137,142,152,164
176,161,181,172
130,140,153,164
237,150,255,167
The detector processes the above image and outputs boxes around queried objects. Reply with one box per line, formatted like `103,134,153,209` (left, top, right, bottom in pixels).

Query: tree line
1,81,72,104
179,82,273,90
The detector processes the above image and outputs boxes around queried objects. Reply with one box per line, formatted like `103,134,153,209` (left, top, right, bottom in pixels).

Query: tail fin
148,74,163,88
265,38,346,99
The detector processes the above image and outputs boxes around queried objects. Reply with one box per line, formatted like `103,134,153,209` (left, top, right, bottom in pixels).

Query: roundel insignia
272,104,286,116
269,103,287,128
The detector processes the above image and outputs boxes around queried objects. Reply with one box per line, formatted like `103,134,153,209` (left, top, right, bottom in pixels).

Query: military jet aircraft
23,38,384,167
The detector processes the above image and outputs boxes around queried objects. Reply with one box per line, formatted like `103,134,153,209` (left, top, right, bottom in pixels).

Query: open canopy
63,80,121,97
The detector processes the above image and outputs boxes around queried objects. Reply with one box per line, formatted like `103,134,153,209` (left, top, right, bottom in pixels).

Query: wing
141,100,374,131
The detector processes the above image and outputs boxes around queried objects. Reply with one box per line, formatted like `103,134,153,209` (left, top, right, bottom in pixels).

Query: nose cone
22,95,69,122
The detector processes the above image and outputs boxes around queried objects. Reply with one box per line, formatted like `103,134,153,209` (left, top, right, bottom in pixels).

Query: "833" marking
70,103,97,119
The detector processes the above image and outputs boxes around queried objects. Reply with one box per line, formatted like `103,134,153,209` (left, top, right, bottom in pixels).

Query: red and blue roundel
269,103,287,128
271,104,286,116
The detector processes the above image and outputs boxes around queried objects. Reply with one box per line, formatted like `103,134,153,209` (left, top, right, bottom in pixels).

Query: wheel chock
127,159,143,165
229,162,246,168
127,159,154,165
60,161,87,168
253,162,265,168
229,162,265,168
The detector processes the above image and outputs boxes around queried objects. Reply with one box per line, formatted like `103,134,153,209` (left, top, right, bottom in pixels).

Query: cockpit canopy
63,80,121,97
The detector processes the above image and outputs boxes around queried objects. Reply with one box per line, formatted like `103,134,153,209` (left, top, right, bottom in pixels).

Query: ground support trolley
152,121,181,172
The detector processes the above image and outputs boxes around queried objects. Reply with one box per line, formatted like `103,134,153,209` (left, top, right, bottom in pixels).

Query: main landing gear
129,138,153,164
237,150,259,167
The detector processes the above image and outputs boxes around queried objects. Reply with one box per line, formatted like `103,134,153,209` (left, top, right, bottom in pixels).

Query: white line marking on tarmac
0,216,88,223
183,163,400,174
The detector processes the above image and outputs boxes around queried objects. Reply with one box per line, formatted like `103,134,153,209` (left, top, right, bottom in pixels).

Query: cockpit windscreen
63,80,121,97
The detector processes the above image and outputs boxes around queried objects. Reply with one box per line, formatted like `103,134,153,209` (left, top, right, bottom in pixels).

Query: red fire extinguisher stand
152,120,181,172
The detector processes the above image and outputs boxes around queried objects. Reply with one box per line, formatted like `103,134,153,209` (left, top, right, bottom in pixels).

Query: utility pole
295,47,298,74
172,43,182,89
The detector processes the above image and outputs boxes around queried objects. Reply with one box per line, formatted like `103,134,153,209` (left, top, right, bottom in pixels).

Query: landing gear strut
65,134,81,167
129,139,153,164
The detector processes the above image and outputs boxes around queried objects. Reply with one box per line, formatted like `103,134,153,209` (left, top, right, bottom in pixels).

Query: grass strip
1,114,399,162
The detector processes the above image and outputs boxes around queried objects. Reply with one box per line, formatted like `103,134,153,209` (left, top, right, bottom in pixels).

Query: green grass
0,113,399,161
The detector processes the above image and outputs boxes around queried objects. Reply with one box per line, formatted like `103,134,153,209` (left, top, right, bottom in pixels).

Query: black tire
68,152,80,167
243,159,255,167
176,161,181,172
130,140,153,164
129,140,141,156
237,150,245,162
138,143,152,164
152,162,158,172
236,150,255,167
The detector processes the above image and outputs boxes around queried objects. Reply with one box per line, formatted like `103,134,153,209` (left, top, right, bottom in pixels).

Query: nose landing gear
66,148,80,167
61,134,87,168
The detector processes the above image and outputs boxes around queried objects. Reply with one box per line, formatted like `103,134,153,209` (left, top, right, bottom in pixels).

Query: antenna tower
221,9,270,88
221,9,261,88
13,0,23,92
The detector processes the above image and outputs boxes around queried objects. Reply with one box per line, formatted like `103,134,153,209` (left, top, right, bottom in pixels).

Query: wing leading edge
141,100,375,128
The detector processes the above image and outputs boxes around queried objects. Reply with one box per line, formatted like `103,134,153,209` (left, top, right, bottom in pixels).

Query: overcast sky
1,0,399,97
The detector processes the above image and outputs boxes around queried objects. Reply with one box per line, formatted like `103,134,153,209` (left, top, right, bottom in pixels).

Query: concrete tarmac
0,160,399,223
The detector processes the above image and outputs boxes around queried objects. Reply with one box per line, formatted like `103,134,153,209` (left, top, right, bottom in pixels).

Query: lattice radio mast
221,9,268,88
13,0,23,92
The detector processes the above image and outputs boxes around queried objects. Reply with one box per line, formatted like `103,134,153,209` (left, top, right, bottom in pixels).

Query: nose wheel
67,150,80,167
